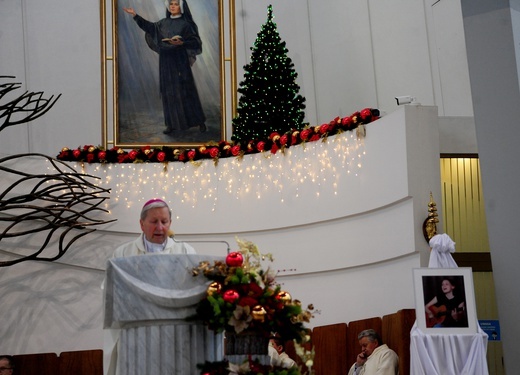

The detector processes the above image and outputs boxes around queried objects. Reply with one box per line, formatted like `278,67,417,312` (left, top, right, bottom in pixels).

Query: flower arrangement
191,238,314,342
56,108,379,165
294,339,316,375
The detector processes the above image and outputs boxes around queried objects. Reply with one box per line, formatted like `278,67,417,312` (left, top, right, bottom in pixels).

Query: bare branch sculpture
0,76,61,132
0,76,114,266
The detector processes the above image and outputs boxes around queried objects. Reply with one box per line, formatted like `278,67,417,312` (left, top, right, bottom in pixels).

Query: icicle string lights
54,132,365,216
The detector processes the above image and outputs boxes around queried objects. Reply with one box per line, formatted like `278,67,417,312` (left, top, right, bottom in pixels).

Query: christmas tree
231,5,306,146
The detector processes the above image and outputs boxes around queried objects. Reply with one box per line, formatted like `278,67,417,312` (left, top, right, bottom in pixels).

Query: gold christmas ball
276,291,292,304
61,147,69,152
88,146,96,153
117,148,125,154
252,305,266,322
207,281,222,296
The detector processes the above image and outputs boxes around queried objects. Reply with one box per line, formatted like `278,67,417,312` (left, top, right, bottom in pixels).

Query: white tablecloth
410,322,489,375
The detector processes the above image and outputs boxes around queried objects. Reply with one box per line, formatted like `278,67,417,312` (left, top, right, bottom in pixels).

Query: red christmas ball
157,151,166,162
226,251,244,267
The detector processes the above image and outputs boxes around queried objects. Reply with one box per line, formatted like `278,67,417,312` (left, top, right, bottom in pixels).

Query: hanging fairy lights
49,132,366,220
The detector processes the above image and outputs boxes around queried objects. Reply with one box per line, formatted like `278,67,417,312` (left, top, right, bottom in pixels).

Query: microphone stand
171,236,231,254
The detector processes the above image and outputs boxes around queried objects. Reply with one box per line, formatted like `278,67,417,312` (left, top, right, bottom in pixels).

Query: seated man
348,329,399,375
268,335,296,369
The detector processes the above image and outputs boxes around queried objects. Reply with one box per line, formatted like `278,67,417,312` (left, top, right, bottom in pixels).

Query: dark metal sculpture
0,76,114,266
0,75,61,132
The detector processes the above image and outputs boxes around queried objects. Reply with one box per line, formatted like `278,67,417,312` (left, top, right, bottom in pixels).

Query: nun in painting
123,0,207,135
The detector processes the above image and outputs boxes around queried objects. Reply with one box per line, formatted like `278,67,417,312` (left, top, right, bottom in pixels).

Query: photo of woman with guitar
424,276,468,328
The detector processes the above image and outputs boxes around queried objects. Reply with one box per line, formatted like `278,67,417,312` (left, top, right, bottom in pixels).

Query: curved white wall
0,105,440,355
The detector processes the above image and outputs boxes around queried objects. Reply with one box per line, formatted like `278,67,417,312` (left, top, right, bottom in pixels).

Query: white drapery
410,323,488,375
103,254,224,375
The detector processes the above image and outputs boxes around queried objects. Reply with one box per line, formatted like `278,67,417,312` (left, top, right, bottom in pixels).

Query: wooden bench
286,309,416,375
13,350,102,375
11,309,415,375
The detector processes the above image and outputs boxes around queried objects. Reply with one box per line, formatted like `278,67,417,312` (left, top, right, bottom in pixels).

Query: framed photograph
114,0,224,147
413,267,478,334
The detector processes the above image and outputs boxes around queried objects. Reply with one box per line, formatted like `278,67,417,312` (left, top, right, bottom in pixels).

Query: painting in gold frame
113,0,224,147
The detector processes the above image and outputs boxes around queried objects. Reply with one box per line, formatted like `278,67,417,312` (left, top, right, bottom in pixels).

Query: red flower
310,134,321,142
247,282,264,298
86,154,95,163
187,150,196,160
179,153,186,162
72,149,81,159
239,296,259,307
157,151,166,162
280,134,288,146
98,150,107,161
257,141,265,152
223,290,240,303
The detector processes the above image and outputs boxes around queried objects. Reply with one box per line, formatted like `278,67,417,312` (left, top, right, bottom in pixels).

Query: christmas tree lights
231,5,306,145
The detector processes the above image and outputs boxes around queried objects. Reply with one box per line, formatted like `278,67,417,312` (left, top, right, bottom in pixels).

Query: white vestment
347,344,399,375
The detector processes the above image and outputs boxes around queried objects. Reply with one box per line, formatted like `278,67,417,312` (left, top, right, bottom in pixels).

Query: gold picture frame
101,0,231,149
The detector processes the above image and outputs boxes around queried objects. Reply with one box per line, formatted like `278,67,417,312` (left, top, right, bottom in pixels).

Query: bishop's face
140,207,171,244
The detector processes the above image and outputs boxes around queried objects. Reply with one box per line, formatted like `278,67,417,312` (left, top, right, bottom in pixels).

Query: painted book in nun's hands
162,35,182,42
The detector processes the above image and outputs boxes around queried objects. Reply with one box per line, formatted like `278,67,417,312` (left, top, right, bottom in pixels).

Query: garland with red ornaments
56,108,379,165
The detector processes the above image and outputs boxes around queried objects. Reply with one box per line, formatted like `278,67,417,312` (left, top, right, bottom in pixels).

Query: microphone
170,235,231,254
